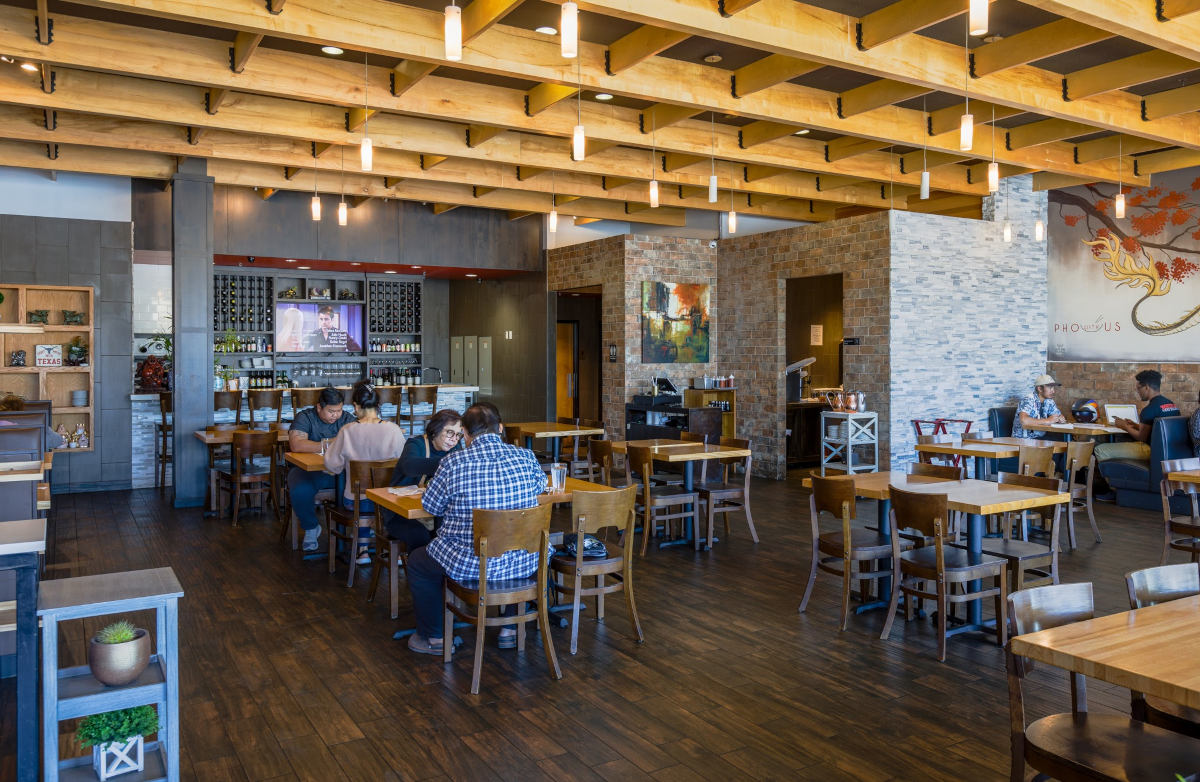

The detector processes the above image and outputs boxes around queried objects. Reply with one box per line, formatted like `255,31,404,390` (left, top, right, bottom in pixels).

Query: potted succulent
88,620,151,686
77,705,158,780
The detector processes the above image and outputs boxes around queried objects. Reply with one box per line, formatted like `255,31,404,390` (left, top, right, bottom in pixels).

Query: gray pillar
171,159,214,507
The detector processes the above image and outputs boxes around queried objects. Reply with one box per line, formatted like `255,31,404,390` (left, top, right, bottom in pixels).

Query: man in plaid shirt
405,402,547,655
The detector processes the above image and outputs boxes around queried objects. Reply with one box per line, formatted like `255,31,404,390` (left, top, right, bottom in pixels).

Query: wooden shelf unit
0,284,94,452
684,387,737,438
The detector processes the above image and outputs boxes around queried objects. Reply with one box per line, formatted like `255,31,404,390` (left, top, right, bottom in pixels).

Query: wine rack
368,280,421,334
214,273,273,333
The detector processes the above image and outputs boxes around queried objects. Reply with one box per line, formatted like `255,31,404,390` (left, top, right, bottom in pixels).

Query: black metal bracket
46,143,58,160
854,22,864,51
43,109,56,131
604,49,613,77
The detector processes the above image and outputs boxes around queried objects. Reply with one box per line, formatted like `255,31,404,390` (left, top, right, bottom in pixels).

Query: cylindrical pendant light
987,161,999,193
360,137,373,172
968,0,988,36
571,124,585,161
727,209,737,235
561,2,578,58
959,113,973,152
649,178,659,208
920,170,930,200
708,175,718,203
1115,136,1126,219
1115,191,1126,219
548,208,558,233
1035,220,1045,241
1003,221,1012,242
444,3,462,61
310,195,321,222
337,200,348,226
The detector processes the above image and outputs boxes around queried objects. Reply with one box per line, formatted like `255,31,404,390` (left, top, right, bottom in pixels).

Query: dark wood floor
0,477,1172,781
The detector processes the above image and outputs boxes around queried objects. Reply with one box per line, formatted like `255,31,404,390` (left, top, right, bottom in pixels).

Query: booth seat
1099,416,1195,512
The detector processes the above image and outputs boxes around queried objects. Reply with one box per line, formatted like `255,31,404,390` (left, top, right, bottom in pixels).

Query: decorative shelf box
820,411,879,476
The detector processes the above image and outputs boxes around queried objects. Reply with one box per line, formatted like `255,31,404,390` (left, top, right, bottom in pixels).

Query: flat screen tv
275,301,364,353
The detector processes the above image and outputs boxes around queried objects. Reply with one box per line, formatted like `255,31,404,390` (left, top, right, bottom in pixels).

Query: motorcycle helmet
1072,399,1099,423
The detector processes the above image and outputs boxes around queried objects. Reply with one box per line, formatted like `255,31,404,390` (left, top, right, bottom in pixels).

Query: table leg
966,512,984,627
658,461,697,549
551,437,561,462
15,555,37,781
853,498,893,614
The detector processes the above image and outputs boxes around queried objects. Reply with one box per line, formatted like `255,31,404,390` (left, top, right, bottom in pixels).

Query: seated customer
323,381,407,564
0,394,65,449
1011,373,1066,439
380,409,464,553
404,402,547,656
287,386,356,551
1191,390,1200,459
1097,369,1181,463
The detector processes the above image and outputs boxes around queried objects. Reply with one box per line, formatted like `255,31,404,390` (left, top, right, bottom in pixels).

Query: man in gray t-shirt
287,387,356,550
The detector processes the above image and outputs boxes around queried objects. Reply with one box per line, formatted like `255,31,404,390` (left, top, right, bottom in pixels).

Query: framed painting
641,281,710,363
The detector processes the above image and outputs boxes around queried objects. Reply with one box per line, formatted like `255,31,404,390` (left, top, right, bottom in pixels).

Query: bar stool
248,389,284,425
289,387,322,419
374,385,399,424
155,391,172,490
213,390,243,425
398,385,437,437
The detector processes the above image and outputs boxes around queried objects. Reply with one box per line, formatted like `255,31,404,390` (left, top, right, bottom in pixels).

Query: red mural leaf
1171,257,1199,283
1129,192,1146,206
1155,260,1170,278
1192,176,1200,192
1171,209,1192,226
1095,199,1110,214
1063,214,1081,227
1123,235,1142,252
1131,210,1169,236
1158,191,1186,209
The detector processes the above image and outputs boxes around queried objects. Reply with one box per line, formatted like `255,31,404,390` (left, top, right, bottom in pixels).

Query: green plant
95,620,136,644
218,328,239,354
76,706,158,748
141,315,173,362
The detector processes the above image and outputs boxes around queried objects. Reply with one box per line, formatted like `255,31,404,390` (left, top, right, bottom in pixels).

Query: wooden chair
373,385,398,424
916,433,956,466
155,392,172,490
981,473,1062,594
1063,440,1101,549
562,418,602,478
215,430,276,527
213,390,243,425
1018,444,1057,479
628,445,699,555
698,436,758,549
799,475,914,630
880,484,1007,662
325,458,396,588
399,385,437,437
1124,562,1200,739
909,461,965,538
289,387,322,415
442,503,562,695
248,389,284,425
1007,582,1200,781
550,485,643,654
503,426,524,448
204,423,238,512
1160,456,1200,564
585,440,634,488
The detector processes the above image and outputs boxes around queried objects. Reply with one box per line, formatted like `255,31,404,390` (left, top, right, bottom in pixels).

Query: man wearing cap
1011,374,1067,439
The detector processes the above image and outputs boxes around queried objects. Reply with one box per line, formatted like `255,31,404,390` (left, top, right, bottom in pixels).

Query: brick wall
718,212,891,478
1048,361,1200,418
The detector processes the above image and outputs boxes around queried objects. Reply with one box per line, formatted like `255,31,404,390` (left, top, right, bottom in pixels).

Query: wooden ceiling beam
898,150,965,173
640,103,699,132
1006,119,1095,149
825,137,888,161
730,54,820,98
927,102,1022,136
838,79,932,118
347,195,372,207
586,139,618,156
462,0,525,42
525,82,577,116
554,194,581,204
662,152,707,172
267,0,286,13
738,121,798,149
1133,147,1200,175
969,19,1111,77
719,0,765,15
1141,81,1200,120
1022,0,1200,61
473,185,497,197
36,0,50,45
905,193,981,212
964,161,1029,184
1159,0,1200,19
431,203,460,215
516,166,547,180
230,31,263,74
602,176,637,190
856,0,966,51
466,124,505,147
346,108,378,133
420,154,448,169
508,210,534,220
743,164,789,182
205,88,228,115
256,186,277,200
1063,50,1199,101
391,61,438,98
1073,134,1171,163
0,6,1125,188
606,25,689,75
1031,172,1095,191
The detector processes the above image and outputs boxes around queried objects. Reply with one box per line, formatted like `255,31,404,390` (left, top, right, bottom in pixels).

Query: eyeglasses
443,430,465,440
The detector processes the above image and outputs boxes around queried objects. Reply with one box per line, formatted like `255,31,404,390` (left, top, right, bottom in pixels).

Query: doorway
556,288,602,423
785,273,844,472
556,321,578,419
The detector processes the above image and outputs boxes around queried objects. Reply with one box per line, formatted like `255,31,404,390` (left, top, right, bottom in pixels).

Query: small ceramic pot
89,628,151,686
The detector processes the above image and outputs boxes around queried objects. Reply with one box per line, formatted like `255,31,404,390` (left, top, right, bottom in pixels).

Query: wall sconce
608,343,618,363
504,330,513,340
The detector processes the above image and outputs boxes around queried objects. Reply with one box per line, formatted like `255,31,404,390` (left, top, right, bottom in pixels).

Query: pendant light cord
963,22,969,116
363,52,369,136
922,95,927,170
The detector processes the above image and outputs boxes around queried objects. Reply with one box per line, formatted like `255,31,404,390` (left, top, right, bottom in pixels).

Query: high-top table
507,422,605,461
914,436,1066,479
1011,594,1200,711
1023,421,1126,439
0,518,45,780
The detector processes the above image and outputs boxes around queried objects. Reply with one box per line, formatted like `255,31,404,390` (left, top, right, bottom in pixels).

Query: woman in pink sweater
323,381,406,563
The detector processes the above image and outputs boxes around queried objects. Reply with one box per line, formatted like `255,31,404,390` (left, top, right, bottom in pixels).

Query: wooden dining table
1011,594,1200,711
914,436,1066,479
1023,421,1126,439
193,428,290,446
801,471,1069,631
1167,468,1200,485
507,421,605,461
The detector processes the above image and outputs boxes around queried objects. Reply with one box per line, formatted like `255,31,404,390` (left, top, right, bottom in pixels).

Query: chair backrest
588,439,614,478
290,388,322,411
206,423,238,432
472,502,552,562
1018,445,1057,479
810,474,855,519
916,433,955,463
681,431,709,444
961,430,994,441
626,445,654,486
908,462,963,480
158,391,172,416
1151,416,1194,486
572,485,636,539
248,389,284,422
346,458,397,497
503,426,523,447
214,390,243,422
557,416,579,425
1008,582,1094,637
1160,455,1200,496
889,483,949,541
1064,439,1095,482
0,411,51,433
407,385,438,406
1125,562,1200,608
988,406,1017,438
230,429,275,469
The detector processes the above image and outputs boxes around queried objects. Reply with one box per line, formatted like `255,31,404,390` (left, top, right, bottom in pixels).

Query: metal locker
463,336,478,386
450,336,464,383
477,336,492,394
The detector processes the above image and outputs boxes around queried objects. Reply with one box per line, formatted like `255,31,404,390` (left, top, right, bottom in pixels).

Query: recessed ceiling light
983,34,1003,43
594,93,614,101
465,273,478,277
321,45,344,56
794,129,810,135
411,265,422,269
20,62,37,72
535,25,557,35
703,53,723,64
297,265,311,269
285,258,296,263
384,270,397,274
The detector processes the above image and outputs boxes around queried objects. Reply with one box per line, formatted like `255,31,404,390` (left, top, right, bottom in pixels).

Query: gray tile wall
0,214,133,491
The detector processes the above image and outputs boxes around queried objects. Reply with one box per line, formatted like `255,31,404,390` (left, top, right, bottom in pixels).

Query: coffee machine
785,357,816,402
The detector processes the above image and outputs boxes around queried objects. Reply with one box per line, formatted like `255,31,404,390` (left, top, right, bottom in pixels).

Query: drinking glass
550,463,567,493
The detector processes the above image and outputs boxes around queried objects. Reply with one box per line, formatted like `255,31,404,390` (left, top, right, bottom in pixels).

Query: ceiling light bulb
360,136,373,172
959,113,974,152
649,178,659,208
1035,219,1045,241
708,174,718,203
548,209,558,233
1003,221,1012,242
321,46,344,56
444,4,462,61
594,93,614,101
561,2,578,58
969,0,988,36
338,200,348,226
987,161,999,193
20,62,37,72
1114,191,1126,219
727,210,737,235
572,124,585,161
920,171,930,200
310,195,321,221
535,25,557,35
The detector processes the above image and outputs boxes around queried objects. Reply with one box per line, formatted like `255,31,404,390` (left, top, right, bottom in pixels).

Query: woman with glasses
383,409,464,550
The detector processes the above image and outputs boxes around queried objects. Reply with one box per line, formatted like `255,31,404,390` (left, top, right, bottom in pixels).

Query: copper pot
89,629,151,686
